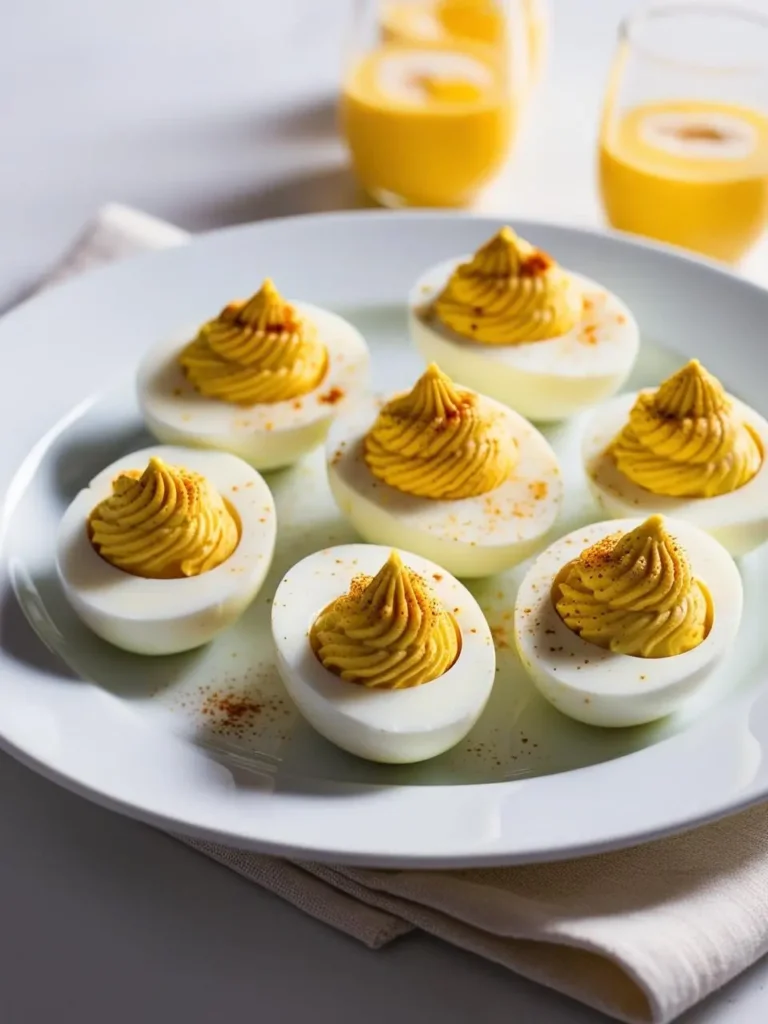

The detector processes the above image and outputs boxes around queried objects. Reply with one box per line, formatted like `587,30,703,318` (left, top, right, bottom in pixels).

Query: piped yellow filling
89,457,239,579
310,550,460,689
364,363,515,499
179,278,327,405
432,226,582,344
554,515,711,659
611,360,762,498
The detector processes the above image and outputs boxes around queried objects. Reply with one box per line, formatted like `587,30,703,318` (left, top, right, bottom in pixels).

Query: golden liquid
341,43,514,207
600,100,768,263
381,0,547,86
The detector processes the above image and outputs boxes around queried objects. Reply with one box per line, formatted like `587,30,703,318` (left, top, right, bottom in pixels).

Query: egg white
325,393,563,578
514,517,743,728
408,258,640,422
583,391,768,557
271,543,496,763
56,444,277,656
137,302,370,471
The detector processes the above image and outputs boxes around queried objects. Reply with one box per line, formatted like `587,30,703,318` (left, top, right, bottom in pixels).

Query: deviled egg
137,278,370,470
57,445,276,655
326,363,563,577
272,545,495,763
514,514,743,727
583,359,768,556
408,226,639,422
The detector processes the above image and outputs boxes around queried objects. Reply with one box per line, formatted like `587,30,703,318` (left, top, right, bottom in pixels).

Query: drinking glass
599,2,768,264
340,0,538,208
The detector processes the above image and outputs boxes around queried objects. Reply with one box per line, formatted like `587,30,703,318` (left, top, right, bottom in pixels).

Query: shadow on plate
53,423,154,503
8,569,204,701
0,582,78,680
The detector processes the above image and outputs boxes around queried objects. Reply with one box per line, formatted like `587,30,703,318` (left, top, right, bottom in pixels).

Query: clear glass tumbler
599,1,768,263
340,0,536,208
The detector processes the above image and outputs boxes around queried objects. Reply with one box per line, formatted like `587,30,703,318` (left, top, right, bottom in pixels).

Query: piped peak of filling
432,226,583,344
310,550,460,689
179,278,327,405
88,457,239,579
611,360,762,498
554,515,711,659
364,363,516,499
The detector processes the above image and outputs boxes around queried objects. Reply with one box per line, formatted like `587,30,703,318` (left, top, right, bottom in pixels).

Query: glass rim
620,1,768,76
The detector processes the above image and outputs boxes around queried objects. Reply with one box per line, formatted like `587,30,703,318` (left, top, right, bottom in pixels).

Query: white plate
1,211,767,867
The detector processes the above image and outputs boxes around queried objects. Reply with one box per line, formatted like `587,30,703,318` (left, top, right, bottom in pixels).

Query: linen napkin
37,203,768,1024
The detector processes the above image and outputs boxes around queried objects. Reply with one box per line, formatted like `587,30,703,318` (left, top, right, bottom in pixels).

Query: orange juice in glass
599,2,768,264
341,0,526,207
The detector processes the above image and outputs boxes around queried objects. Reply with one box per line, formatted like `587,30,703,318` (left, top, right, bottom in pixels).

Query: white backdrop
3,0,664,306
3,3,768,1022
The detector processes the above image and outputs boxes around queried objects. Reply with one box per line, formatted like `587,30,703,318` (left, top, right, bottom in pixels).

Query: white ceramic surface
1,211,767,867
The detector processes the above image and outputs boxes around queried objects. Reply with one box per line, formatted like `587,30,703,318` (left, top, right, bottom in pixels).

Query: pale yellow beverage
381,0,548,87
341,42,514,207
600,99,768,263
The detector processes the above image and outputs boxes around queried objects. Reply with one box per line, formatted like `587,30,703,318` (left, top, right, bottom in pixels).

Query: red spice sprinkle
319,387,344,405
668,123,730,143
432,573,443,581
490,626,509,649
520,252,553,277
202,693,263,723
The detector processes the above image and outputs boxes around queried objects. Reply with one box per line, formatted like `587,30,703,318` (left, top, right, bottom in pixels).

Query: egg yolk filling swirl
364,363,515,499
310,551,460,689
611,359,762,498
89,457,239,579
179,278,328,405
554,515,711,659
432,226,583,344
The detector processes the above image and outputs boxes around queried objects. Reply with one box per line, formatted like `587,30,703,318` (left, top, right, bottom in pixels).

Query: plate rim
1,208,767,868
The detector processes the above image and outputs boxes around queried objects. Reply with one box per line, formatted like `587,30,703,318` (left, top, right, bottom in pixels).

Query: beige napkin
39,204,768,1024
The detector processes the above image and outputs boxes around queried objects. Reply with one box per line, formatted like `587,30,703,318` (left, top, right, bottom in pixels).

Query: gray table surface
4,1,768,1020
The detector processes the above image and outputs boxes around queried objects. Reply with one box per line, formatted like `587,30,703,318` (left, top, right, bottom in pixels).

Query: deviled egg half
514,514,742,727
272,544,495,763
57,445,276,655
326,363,563,578
583,359,768,556
137,278,370,470
408,226,640,422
